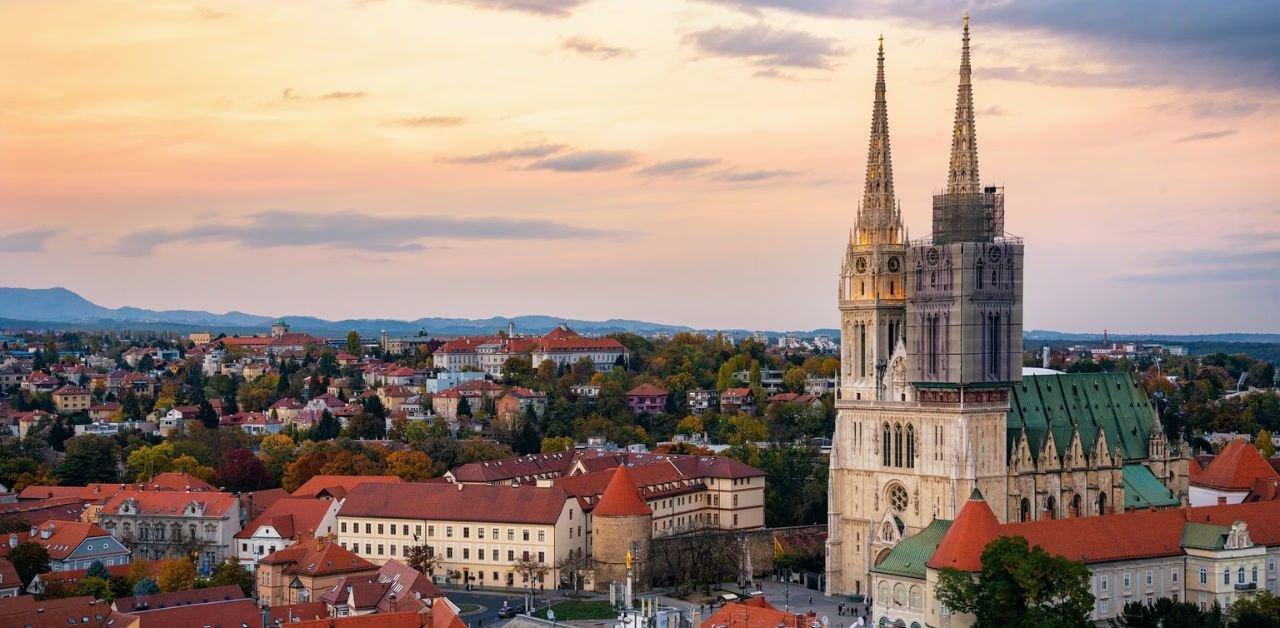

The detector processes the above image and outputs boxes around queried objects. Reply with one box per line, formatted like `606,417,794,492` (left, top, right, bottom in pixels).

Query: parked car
498,604,526,619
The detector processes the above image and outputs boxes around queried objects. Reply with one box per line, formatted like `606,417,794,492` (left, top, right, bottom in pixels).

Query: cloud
699,1,1280,89
386,116,467,127
440,143,567,164
636,158,722,178
977,105,1007,116
1119,242,1280,284
193,6,227,20
527,150,636,172
110,210,617,256
1188,101,1262,118
980,65,1154,89
0,227,64,253
683,24,845,71
712,168,799,182
1174,129,1237,143
281,88,367,102
561,36,634,60
437,0,589,17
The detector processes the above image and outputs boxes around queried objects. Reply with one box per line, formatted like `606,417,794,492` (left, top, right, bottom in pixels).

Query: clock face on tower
887,256,901,273
855,257,868,274
926,248,940,266
989,246,1002,263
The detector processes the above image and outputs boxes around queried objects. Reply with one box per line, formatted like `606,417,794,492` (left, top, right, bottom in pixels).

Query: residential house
0,595,140,627
51,385,92,415
495,388,548,425
160,405,201,433
431,380,505,422
720,388,756,415
236,498,342,569
88,402,121,421
220,411,283,435
804,376,838,396
625,384,668,415
570,384,601,402
23,372,60,394
336,482,587,588
270,397,304,421
1,520,131,571
318,559,445,617
97,490,240,572
257,535,378,607
1190,439,1280,507
686,389,717,414
0,558,18,597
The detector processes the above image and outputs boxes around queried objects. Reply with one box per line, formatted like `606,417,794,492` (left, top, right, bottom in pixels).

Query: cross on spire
855,34,901,245
946,13,981,194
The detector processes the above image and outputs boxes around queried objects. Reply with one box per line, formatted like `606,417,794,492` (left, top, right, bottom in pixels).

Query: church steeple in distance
855,35,903,246
946,14,980,194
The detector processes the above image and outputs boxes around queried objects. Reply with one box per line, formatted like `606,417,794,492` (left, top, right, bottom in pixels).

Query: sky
1,0,1278,334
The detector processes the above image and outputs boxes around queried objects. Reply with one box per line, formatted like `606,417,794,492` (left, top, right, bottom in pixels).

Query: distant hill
0,287,695,337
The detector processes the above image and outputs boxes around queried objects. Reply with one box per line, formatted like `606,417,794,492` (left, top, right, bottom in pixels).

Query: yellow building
52,385,92,415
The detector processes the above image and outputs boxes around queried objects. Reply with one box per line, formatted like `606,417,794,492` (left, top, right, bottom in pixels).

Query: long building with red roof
96,490,239,572
867,494,1280,627
432,324,627,376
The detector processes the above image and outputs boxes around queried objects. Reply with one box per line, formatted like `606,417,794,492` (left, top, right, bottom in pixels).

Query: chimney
7,534,15,548
456,483,463,492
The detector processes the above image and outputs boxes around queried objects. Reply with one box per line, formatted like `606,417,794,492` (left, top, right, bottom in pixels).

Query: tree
385,450,435,481
132,576,161,596
676,416,704,436
197,400,219,430
540,436,574,453
456,396,472,418
308,411,341,441
782,367,807,393
56,435,120,485
127,560,153,588
209,558,255,597
217,448,276,492
1231,591,1280,627
157,558,197,592
9,541,50,586
259,434,298,478
1118,597,1223,627
514,420,541,455
346,330,363,357
556,553,587,597
935,536,1094,628
1257,428,1276,458
126,442,176,481
76,576,115,602
343,412,384,440
512,555,550,590
405,544,442,576
282,452,327,493
86,560,110,580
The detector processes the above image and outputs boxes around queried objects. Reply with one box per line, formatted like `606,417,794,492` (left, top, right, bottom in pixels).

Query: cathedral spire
946,14,980,194
855,34,900,245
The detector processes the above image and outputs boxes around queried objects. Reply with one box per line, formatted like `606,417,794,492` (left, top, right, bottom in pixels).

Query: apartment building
336,482,586,589
97,490,240,573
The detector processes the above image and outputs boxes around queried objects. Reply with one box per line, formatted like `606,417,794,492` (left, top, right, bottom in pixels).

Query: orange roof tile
593,466,652,517
259,536,376,577
926,489,1001,572
290,475,403,499
701,599,811,628
1194,439,1280,490
235,497,334,540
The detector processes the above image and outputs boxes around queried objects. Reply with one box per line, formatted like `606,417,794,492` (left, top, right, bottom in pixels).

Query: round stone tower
590,465,652,593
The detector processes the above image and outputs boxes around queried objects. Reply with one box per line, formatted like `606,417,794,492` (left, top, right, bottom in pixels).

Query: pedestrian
808,595,813,605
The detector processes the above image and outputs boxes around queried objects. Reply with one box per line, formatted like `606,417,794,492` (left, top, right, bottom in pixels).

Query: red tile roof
592,465,652,517
259,536,376,577
114,584,244,613
927,489,1002,572
124,597,258,626
627,383,669,397
339,482,573,525
0,557,18,590
100,490,237,518
290,475,403,499
0,596,134,628
1193,439,1280,490
1,520,116,561
269,601,329,624
701,598,813,628
235,497,334,540
294,611,432,628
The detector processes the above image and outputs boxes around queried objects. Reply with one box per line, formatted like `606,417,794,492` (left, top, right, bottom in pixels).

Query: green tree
86,560,110,580
1118,597,1223,627
541,436,575,453
132,576,161,596
259,434,298,478
56,435,121,485
9,541,51,586
126,442,176,481
346,330,363,357
935,536,1094,628
456,396,472,418
343,412,384,440
782,367,807,393
1231,591,1280,627
208,558,255,597
676,415,704,435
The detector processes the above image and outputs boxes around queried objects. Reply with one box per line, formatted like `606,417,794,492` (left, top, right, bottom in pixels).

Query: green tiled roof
1008,372,1157,462
1181,522,1230,550
870,518,953,579
1123,464,1181,510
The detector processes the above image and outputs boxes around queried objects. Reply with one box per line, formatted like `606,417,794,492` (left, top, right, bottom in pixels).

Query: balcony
1234,582,1257,591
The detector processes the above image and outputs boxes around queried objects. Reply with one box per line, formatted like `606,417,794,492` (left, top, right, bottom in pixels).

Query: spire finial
853,34,901,245
946,14,980,194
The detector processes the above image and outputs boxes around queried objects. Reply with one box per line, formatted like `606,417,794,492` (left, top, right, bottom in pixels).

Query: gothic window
976,260,984,289
860,323,867,378
905,424,915,468
889,280,895,296
927,315,940,375
881,522,893,542
1020,498,1031,522
1097,492,1108,516
882,423,891,467
915,266,923,291
1045,496,1056,519
888,484,908,513
929,271,936,288
893,424,903,467
1071,494,1082,518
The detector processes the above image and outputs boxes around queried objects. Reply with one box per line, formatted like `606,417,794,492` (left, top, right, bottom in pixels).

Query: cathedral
825,18,1189,597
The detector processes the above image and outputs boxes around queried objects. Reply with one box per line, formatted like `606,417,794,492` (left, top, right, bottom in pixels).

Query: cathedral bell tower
839,36,908,404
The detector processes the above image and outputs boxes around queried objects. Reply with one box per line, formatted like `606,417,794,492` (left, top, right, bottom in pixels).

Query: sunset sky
2,1,1277,333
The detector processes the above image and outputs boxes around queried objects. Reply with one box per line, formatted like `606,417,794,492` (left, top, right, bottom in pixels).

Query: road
443,589,560,627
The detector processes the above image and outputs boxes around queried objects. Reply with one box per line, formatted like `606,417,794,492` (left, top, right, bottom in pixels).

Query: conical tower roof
926,488,1000,572
593,465,652,517
854,35,903,246
945,14,981,194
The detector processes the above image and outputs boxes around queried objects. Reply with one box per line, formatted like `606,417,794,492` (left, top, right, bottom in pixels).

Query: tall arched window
1045,496,1056,519
1071,494,1082,518
1097,492,1108,516
905,424,915,468
976,260,984,289
1020,498,1031,522
882,423,891,467
859,323,867,378
893,424,903,467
